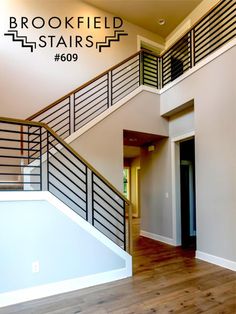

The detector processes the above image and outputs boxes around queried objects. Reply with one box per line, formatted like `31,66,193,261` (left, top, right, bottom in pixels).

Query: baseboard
0,267,130,308
196,251,236,272
140,230,175,246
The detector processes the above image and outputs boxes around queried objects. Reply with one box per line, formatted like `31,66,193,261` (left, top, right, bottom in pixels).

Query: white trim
140,230,175,246
196,251,236,272
142,85,160,94
171,131,195,143
137,35,164,53
0,191,132,307
171,132,195,246
160,39,236,95
0,267,129,308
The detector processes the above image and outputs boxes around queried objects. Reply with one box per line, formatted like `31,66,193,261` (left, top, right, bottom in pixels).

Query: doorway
179,138,196,249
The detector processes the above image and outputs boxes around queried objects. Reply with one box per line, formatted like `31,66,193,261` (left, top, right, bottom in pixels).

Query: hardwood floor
1,219,235,313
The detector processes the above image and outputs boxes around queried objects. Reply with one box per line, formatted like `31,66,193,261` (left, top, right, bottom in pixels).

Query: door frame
171,131,195,246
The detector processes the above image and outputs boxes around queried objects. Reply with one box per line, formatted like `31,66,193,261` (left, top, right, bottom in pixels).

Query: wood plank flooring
1,219,235,313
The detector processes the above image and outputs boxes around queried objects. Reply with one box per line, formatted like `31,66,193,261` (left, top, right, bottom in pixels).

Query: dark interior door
180,164,191,248
180,139,196,249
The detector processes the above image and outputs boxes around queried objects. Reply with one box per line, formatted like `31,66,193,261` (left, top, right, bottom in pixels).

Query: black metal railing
29,96,71,140
0,117,130,251
161,32,192,87
74,73,109,131
142,50,159,88
193,0,235,65
92,172,126,248
26,50,157,139
0,119,42,190
47,131,88,221
111,53,140,104
27,0,235,137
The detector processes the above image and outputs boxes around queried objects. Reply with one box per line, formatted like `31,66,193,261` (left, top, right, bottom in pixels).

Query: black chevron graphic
4,30,37,52
96,30,128,52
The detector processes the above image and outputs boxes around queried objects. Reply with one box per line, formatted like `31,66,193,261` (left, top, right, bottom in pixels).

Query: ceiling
123,130,166,158
124,130,166,146
83,0,203,38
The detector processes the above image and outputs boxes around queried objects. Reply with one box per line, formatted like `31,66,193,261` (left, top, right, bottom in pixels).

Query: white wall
0,0,163,119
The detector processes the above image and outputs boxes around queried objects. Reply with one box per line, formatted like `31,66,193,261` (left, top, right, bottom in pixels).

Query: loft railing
161,0,235,86
0,116,132,253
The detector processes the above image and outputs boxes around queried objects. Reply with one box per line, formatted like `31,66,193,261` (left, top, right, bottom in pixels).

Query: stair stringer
0,191,132,308
66,85,160,146
68,87,168,192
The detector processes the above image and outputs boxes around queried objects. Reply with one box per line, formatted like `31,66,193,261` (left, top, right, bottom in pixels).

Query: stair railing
0,116,132,254
26,0,235,141
26,49,162,141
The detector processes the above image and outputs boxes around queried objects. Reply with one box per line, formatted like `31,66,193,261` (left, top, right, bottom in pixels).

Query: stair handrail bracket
0,116,132,253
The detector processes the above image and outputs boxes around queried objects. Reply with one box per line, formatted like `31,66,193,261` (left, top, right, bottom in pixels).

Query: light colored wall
70,91,168,191
0,200,125,293
0,0,163,119
140,138,172,239
169,107,194,138
130,157,140,217
161,46,236,262
140,106,195,242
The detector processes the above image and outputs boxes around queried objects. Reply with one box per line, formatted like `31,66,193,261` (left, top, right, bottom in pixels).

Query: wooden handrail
27,51,141,121
0,116,130,206
27,0,227,122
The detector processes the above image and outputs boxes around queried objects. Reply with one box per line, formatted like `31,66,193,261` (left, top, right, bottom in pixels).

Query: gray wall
169,106,194,138
0,200,125,293
140,106,194,240
69,44,236,264
140,138,172,238
161,46,236,262
70,91,168,191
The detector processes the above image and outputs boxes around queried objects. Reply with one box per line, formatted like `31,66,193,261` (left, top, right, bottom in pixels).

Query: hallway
1,219,235,314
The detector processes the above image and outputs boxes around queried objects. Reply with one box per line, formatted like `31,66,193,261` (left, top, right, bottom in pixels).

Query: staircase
0,0,235,305
1,0,235,247
1,0,235,240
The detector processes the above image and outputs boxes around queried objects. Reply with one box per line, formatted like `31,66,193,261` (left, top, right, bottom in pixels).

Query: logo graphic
4,30,37,52
96,30,128,52
4,16,128,57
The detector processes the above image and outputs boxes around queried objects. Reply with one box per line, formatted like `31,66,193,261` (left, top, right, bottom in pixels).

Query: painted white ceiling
83,0,203,38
